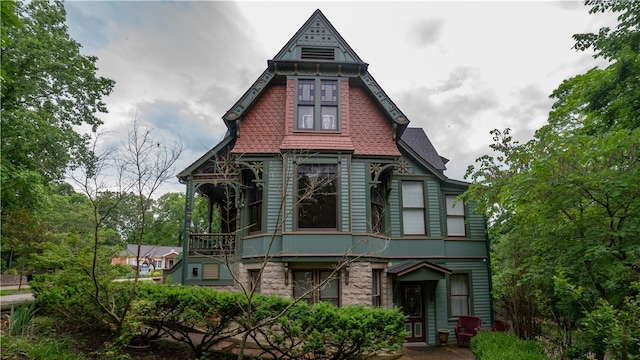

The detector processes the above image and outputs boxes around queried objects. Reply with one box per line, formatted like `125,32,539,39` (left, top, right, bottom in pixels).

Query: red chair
454,315,482,346
491,319,510,332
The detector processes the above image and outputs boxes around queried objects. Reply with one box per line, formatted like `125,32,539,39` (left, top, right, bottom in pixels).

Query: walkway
0,285,34,311
398,344,475,360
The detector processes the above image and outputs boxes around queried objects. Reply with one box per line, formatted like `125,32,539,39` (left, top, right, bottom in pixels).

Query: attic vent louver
301,47,335,60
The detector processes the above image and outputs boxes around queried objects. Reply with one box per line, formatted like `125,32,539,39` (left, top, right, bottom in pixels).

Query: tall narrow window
371,186,385,234
321,80,337,130
450,274,470,316
293,269,340,306
402,181,425,235
298,80,315,129
372,269,382,307
293,270,314,304
296,79,339,131
249,270,261,293
446,195,466,236
297,164,337,229
247,178,263,233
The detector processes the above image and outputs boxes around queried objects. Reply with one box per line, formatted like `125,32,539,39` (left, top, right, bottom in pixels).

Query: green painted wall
351,160,367,233
266,158,284,234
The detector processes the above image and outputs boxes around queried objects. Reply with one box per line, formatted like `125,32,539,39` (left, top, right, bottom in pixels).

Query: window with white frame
401,181,426,235
296,79,338,131
450,274,470,316
446,195,466,236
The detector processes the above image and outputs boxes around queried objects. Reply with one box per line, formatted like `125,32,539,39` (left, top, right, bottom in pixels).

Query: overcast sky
64,1,616,194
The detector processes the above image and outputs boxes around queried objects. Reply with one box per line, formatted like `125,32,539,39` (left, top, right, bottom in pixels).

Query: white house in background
111,244,180,272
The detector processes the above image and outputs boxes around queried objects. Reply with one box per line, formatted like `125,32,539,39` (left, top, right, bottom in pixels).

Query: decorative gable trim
273,9,363,63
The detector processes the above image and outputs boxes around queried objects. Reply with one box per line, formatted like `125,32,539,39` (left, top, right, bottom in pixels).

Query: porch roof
387,260,452,281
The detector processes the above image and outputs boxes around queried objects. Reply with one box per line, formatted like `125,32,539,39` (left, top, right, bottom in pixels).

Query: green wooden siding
426,179,442,237
351,161,367,233
266,158,284,234
339,156,351,232
444,240,487,257
444,260,492,330
243,235,282,257
282,155,295,232
388,239,445,257
467,200,486,239
282,233,353,254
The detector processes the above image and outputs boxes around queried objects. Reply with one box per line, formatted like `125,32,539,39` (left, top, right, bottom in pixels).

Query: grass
0,288,31,296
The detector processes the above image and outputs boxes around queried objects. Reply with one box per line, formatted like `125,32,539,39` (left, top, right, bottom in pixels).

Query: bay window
297,164,337,229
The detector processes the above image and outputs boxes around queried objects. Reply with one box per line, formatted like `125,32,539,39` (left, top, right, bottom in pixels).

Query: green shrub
129,282,245,358
253,300,407,360
471,331,547,360
30,272,131,332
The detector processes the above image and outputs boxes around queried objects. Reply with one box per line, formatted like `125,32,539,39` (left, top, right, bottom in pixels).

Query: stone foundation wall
341,262,372,306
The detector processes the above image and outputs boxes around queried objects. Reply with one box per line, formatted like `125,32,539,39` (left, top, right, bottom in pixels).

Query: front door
402,284,425,342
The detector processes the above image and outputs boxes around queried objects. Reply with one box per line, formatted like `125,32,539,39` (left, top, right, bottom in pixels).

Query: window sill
292,129,341,134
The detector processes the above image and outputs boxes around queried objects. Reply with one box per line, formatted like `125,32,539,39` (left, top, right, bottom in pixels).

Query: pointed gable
272,9,364,64
222,9,409,139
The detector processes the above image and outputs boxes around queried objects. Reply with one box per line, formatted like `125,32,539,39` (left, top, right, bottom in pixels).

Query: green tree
465,1,640,358
1,0,114,214
144,193,213,246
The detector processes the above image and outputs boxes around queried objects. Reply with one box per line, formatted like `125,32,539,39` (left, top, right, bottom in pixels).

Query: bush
252,299,407,360
471,331,547,360
128,282,246,358
30,272,131,332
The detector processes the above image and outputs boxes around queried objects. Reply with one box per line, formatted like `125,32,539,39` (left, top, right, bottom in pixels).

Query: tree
1,0,114,214
143,192,212,246
465,1,640,358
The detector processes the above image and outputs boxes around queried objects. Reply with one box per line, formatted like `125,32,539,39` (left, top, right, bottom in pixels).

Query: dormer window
296,79,339,131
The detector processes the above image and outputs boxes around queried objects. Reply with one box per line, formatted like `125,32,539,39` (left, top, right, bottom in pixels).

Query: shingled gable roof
220,9,409,138
399,127,449,176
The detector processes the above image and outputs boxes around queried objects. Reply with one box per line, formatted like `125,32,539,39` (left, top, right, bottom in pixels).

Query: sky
63,0,616,194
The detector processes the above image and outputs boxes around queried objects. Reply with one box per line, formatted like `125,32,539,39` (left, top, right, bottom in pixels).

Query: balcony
188,233,235,256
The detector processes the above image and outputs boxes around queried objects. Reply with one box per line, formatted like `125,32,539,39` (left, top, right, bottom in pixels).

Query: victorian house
165,10,492,345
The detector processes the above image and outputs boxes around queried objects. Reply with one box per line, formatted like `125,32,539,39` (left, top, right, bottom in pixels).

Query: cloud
409,18,444,47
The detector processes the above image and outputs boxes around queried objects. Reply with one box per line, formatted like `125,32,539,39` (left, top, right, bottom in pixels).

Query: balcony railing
188,233,235,256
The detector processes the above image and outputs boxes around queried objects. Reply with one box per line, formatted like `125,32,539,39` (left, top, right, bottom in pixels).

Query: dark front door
402,284,425,342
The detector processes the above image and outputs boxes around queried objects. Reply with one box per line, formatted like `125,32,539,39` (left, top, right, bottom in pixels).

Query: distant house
111,244,180,272
166,10,492,345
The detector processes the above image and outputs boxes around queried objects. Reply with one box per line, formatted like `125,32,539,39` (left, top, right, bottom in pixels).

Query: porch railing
188,233,235,256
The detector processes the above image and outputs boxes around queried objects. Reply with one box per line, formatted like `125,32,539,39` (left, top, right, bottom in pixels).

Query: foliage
1,0,114,213
465,1,640,357
29,244,131,332
6,302,38,336
569,283,640,360
120,283,406,360
251,299,407,360
125,282,246,358
1,335,89,360
471,331,547,360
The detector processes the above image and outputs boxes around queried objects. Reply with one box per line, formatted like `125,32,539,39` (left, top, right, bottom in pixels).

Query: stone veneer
219,261,394,309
